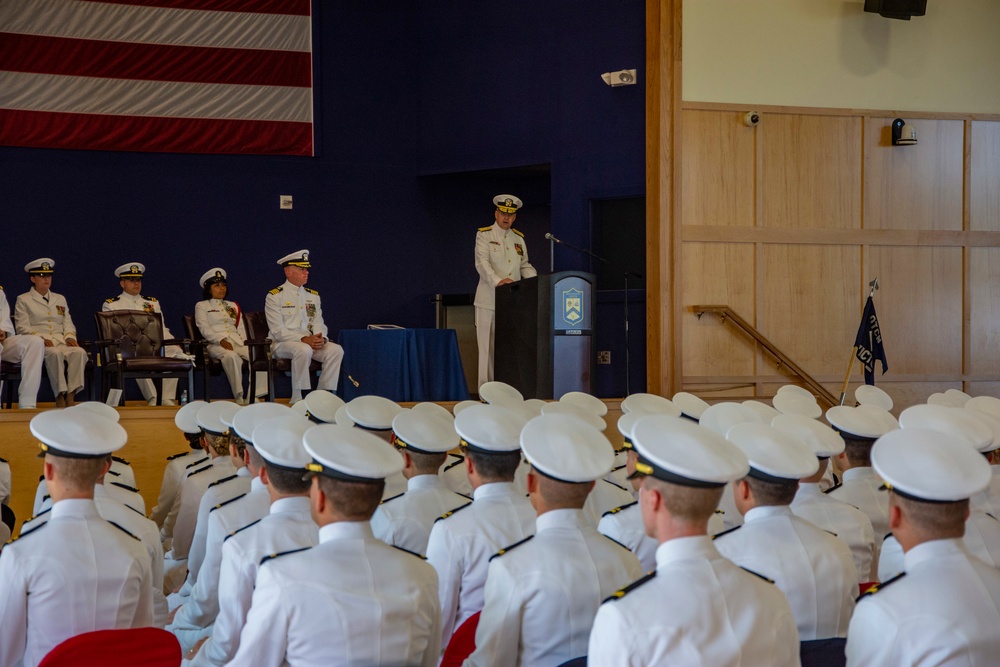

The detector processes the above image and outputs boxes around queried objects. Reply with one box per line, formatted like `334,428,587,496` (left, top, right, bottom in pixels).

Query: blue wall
0,0,646,399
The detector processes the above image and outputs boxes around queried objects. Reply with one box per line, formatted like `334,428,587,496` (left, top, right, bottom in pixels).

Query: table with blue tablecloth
336,328,470,402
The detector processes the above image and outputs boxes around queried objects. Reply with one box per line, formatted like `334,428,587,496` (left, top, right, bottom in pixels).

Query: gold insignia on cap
41,262,51,271
215,270,223,279
504,198,513,207
634,462,653,475
306,463,323,473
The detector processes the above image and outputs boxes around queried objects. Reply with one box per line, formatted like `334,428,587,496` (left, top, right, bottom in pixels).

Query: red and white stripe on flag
0,0,313,155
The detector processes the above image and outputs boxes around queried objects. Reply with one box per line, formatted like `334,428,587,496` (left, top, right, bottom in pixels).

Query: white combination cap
221,404,242,428
334,404,355,427
493,194,522,213
277,249,311,268
520,414,614,483
232,402,293,442
114,262,145,278
855,385,893,411
25,257,55,275
775,384,815,400
927,391,967,408
898,404,994,453
631,414,749,487
741,400,781,423
945,388,972,406
291,400,309,417
671,392,710,421
872,428,992,502
392,410,459,454
559,391,608,417
772,392,822,419
540,401,606,432
303,424,403,482
479,381,524,407
251,416,312,470
522,398,547,417
303,390,345,424
726,423,819,481
175,400,209,434
825,404,898,439
699,402,762,439
411,402,455,425
70,401,120,423
32,409,127,458
621,393,681,417
617,411,644,449
967,395,1000,420
964,408,1000,451
454,403,527,454
771,413,845,459
197,401,242,436
199,267,227,288
345,395,403,431
453,400,480,416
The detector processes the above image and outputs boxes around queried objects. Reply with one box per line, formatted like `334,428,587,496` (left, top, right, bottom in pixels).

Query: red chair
38,627,181,667
440,611,481,667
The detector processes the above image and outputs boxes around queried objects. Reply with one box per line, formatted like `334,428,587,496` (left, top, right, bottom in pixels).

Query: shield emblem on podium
563,288,584,326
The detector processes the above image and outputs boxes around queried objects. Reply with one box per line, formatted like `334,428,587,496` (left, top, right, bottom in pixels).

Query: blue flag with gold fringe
854,296,888,385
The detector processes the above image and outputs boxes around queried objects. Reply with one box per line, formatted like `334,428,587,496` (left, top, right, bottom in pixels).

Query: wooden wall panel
970,247,1000,374
761,115,862,229
971,121,1000,232
864,118,965,231
681,109,755,227
867,246,963,375
682,242,756,376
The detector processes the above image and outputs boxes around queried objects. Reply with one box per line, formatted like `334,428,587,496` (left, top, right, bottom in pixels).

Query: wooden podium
494,271,595,399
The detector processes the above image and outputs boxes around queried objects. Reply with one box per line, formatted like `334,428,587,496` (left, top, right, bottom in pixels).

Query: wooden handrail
690,305,839,408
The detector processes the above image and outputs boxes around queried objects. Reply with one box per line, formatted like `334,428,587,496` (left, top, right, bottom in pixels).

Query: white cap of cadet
621,393,681,417
175,400,209,434
559,391,608,417
345,395,403,432
232,402,293,443
631,414,749,487
726,423,819,481
410,402,455,425
540,401,606,432
898,404,994,453
452,400,480,417
392,410,459,455
699,402,762,439
771,413,845,459
303,424,403,482
671,392,710,421
520,414,614,483
772,391,822,419
334,404,355,427
825,404,898,440
479,381,524,407
872,428,992,502
69,401,120,423
303,390,345,424
741,400,781,423
454,403,526,454
252,416,313,470
197,401,241,437
855,385,893,411
32,409,127,458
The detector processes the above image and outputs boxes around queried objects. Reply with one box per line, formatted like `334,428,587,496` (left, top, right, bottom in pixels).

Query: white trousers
206,343,267,399
43,343,87,395
475,306,495,390
273,340,344,392
0,334,44,408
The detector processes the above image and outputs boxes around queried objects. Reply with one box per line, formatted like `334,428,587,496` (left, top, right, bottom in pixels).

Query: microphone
544,232,563,244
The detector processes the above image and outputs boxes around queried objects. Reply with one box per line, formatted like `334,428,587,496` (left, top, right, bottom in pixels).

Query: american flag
0,0,313,155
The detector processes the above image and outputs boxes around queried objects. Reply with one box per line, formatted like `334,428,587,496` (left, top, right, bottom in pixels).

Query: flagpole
839,278,879,406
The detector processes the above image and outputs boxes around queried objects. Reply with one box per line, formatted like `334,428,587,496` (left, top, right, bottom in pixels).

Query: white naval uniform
713,505,857,640
151,449,209,531
583,479,636,527
371,473,470,555
828,467,890,554
0,457,10,505
847,538,1000,666
0,287,43,408
792,481,878,583
184,468,251,585
466,509,643,667
473,223,536,389
879,510,1000,581
102,291,184,402
264,280,344,392
587,535,800,666
194,299,266,400
14,287,88,396
972,465,1000,518
190,496,319,667
164,457,236,562
0,499,154,667
426,481,537,649
33,476,145,517
167,478,270,652
440,454,473,497
228,521,442,667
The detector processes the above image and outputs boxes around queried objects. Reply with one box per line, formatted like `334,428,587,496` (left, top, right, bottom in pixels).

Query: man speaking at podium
474,194,536,391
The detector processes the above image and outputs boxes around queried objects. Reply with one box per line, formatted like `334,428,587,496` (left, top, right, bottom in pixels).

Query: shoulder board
883,532,893,542
112,456,130,465
740,566,774,584
825,529,838,537
43,494,50,502
186,456,210,470
107,520,141,541
269,286,283,295
457,492,473,500
141,295,157,302
602,500,638,518
259,546,311,567
105,296,120,303
208,474,238,489
167,451,189,461
602,479,628,492
478,226,492,232
857,572,906,601
225,518,261,542
987,513,999,522
211,493,247,513
0,457,7,463
392,545,427,560
714,509,725,514
603,571,656,603
512,229,525,237
26,507,52,523
824,482,843,494
110,482,139,493
712,525,742,540
106,470,120,477
610,463,627,471
435,501,472,522
380,492,404,505
304,287,319,295
833,472,841,486
187,464,212,478
443,456,465,472
9,521,47,544
602,534,632,551
38,474,44,482
489,535,534,562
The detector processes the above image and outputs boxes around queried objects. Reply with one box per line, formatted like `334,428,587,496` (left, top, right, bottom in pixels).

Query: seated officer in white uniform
588,414,800,666
473,194,536,390
467,414,643,667
776,413,878,584
264,250,344,405
14,258,88,407
190,415,318,666
194,268,266,405
0,410,153,667
344,394,408,499
715,424,857,645
229,423,441,667
102,262,190,405
426,403,537,651
846,428,1000,666
152,401,209,533
0,285,44,409
371,409,470,555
